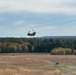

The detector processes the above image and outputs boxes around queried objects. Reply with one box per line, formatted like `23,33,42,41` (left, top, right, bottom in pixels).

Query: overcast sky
0,0,76,37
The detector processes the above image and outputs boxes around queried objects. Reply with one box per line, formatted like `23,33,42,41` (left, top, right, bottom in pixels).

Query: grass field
0,53,76,75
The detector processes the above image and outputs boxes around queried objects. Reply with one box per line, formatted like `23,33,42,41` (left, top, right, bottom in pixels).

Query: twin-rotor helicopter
27,29,36,36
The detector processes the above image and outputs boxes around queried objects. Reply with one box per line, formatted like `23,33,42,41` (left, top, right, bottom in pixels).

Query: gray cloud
0,0,76,15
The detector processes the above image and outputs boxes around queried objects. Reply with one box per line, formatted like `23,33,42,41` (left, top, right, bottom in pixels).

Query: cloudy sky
0,0,76,37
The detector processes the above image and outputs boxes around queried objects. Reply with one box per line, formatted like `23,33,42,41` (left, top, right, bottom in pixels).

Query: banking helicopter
27,29,36,36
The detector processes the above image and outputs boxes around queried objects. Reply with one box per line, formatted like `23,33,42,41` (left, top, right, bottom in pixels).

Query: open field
0,53,76,75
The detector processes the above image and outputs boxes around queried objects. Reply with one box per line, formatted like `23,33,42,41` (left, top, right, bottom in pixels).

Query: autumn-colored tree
51,47,72,55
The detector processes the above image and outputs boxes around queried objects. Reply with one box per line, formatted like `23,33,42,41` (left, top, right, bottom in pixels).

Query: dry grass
0,68,31,73
0,53,75,75
0,68,61,75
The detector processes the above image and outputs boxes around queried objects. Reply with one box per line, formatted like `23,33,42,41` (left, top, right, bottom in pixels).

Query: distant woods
0,38,76,55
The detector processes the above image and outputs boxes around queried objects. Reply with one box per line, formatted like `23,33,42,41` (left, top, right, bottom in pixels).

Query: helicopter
27,29,36,36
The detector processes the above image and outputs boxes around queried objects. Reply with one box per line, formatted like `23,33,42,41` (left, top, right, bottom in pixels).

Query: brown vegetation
0,53,75,75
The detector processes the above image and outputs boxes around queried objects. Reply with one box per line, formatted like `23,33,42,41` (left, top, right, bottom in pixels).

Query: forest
0,37,76,55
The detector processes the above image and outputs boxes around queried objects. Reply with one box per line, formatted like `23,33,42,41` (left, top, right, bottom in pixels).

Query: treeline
0,38,76,54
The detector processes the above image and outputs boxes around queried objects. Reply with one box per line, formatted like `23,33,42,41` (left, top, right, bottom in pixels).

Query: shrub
51,47,72,55
73,50,76,55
